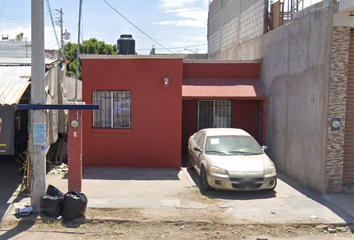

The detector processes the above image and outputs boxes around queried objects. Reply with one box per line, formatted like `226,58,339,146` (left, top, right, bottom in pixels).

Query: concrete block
322,0,331,9
309,5,316,14
259,1,264,9
297,9,304,19
315,2,323,11
304,6,310,16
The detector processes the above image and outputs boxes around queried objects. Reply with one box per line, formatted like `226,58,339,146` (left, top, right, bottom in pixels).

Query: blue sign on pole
33,123,46,145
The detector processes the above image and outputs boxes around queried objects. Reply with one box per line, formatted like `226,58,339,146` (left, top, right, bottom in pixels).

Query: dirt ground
1,208,354,240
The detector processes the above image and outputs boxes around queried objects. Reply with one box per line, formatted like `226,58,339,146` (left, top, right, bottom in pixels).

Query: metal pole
31,0,46,211
60,8,64,56
75,0,83,103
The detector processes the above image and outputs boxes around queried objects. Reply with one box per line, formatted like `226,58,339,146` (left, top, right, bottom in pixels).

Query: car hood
207,154,271,172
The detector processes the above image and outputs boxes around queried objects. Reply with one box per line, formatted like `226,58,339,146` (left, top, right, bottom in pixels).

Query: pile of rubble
48,163,68,175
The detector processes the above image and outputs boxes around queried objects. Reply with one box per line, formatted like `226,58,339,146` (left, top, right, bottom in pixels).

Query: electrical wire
283,13,354,123
102,0,174,54
0,0,5,18
63,14,72,36
283,24,329,86
137,43,207,51
45,0,60,48
48,43,59,49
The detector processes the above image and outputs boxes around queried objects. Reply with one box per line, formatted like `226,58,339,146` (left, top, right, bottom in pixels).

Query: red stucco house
81,55,267,168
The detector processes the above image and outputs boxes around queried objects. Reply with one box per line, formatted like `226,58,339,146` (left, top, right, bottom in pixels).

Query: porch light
164,77,169,87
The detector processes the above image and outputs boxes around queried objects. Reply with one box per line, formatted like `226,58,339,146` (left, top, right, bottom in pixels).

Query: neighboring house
0,55,69,160
0,64,31,155
80,55,266,168
207,0,354,194
0,40,31,58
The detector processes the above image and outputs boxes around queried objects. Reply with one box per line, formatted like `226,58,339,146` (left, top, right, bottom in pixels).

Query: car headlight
265,165,276,175
209,166,228,175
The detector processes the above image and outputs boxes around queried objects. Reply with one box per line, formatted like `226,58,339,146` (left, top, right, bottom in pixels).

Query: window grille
93,91,131,128
198,100,231,130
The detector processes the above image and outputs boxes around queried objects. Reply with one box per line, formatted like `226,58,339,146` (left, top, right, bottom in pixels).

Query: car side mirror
194,146,202,152
262,146,268,151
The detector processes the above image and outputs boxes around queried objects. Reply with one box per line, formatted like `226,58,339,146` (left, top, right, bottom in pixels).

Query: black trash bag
46,185,64,198
62,191,88,221
42,195,63,218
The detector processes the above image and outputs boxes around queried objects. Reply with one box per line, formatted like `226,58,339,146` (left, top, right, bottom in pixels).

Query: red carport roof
182,78,267,99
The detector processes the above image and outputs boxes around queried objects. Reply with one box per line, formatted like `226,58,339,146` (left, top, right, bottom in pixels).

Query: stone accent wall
327,26,350,193
208,0,267,59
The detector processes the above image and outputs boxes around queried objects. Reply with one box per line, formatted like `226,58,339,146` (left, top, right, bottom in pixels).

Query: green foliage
63,38,117,78
15,32,24,41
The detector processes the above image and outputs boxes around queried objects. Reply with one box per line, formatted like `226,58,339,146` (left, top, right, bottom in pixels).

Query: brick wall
208,0,267,59
239,0,266,43
327,26,350,193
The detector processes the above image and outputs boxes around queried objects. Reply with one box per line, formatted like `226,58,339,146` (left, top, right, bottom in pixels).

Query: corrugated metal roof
0,57,58,65
0,41,31,58
0,66,31,105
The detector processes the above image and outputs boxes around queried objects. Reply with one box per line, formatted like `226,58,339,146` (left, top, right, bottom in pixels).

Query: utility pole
31,0,46,211
75,0,83,102
55,8,64,55
60,8,63,55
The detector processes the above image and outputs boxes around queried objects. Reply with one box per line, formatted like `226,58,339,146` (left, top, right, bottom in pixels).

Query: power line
283,24,329,86
45,0,60,48
63,14,72,36
283,22,354,123
102,0,174,54
0,15,31,22
137,43,207,51
0,0,5,18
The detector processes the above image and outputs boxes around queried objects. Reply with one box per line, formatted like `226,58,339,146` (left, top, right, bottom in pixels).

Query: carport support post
30,0,46,211
68,109,83,192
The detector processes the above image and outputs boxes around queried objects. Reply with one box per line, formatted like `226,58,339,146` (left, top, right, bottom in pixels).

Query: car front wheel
200,166,211,192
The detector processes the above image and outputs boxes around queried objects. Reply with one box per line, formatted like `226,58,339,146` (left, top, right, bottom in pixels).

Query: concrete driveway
1,163,354,225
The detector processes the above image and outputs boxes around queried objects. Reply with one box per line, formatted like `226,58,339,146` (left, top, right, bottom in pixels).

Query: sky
0,0,325,56
0,0,209,55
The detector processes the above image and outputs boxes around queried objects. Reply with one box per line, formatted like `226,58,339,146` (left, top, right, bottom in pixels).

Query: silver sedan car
187,128,277,192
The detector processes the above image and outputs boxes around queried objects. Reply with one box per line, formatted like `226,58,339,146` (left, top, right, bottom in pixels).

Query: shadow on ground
81,167,181,181
0,215,37,239
183,153,354,223
0,156,27,221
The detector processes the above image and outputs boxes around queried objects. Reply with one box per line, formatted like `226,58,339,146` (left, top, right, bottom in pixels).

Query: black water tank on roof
117,34,135,55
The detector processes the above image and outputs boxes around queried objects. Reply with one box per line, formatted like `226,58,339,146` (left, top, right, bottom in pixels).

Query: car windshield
205,135,263,156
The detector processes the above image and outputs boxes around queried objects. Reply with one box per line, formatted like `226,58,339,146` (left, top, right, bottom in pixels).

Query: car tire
200,166,211,192
187,153,194,170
